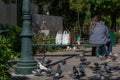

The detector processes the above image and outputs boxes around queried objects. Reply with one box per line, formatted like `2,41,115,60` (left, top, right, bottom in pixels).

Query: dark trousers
92,41,112,56
92,47,96,56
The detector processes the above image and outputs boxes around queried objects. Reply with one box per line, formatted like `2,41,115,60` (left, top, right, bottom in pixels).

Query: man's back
89,22,110,44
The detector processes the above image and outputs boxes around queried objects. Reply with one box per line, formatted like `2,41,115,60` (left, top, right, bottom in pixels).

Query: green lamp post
15,0,37,74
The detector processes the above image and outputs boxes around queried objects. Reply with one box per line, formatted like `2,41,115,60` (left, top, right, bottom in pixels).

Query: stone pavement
10,44,120,80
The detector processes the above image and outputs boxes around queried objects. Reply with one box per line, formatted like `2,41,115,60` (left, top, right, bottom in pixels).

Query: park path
10,44,120,80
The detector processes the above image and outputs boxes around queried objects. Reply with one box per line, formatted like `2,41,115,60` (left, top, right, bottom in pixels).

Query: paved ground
10,44,120,80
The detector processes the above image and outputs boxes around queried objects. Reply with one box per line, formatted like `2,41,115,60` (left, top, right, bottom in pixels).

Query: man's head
92,15,101,22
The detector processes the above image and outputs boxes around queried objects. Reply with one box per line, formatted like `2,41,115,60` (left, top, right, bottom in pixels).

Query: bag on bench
62,31,70,45
55,31,62,44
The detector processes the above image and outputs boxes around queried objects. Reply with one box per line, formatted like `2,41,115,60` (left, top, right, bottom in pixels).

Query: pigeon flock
32,53,119,80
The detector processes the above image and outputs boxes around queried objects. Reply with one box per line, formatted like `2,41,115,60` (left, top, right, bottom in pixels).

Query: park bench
80,43,106,57
33,44,71,47
32,43,106,57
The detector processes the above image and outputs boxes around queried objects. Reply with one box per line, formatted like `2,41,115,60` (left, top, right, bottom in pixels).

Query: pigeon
79,54,86,62
104,62,111,73
110,54,118,61
55,64,62,77
44,58,52,64
104,76,110,80
41,54,52,64
72,66,80,79
79,54,91,66
82,61,91,65
92,62,101,72
38,62,47,70
37,60,53,76
79,63,86,77
53,64,63,80
94,62,99,67
41,53,46,62
96,71,104,79
53,75,59,80
73,66,79,75
96,71,110,80
98,55,103,60
61,59,66,65
46,66,52,76
32,68,41,76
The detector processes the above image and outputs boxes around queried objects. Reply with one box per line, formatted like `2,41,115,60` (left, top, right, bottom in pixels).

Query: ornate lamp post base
15,61,37,74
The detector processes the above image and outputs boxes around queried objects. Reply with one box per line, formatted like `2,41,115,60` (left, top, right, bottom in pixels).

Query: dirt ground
10,44,120,80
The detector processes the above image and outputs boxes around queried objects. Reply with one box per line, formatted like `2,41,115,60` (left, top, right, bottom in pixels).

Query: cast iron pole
15,0,37,74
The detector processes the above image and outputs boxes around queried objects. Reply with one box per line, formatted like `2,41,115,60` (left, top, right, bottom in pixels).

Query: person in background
89,14,112,58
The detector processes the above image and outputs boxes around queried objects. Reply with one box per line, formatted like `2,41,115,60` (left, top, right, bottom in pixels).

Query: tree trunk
16,0,23,27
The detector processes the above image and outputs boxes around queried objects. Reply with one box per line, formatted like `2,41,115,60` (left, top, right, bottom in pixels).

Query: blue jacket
89,22,110,44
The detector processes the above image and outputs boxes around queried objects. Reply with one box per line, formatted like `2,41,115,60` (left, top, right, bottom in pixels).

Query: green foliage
0,25,21,79
33,34,62,53
69,0,84,12
0,64,10,80
49,0,79,31
114,31,120,43
0,24,22,52
116,17,120,23
0,36,15,80
101,15,111,27
83,0,120,31
2,0,120,39
33,33,55,44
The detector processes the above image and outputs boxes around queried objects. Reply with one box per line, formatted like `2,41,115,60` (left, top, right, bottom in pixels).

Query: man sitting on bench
89,13,112,58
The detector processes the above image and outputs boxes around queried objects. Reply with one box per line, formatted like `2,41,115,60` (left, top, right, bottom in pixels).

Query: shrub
0,24,22,52
0,36,15,80
114,31,120,44
0,24,21,79
33,34,62,54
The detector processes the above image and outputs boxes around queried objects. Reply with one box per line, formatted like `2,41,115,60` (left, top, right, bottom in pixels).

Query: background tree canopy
2,0,120,36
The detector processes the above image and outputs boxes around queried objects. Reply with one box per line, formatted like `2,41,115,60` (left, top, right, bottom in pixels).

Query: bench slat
32,43,105,47
32,44,71,47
